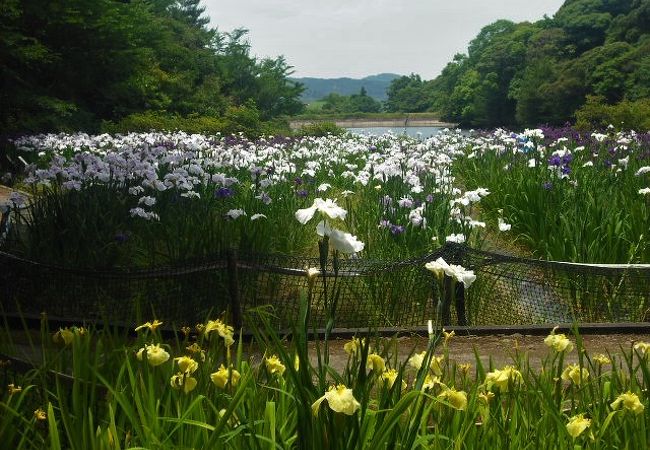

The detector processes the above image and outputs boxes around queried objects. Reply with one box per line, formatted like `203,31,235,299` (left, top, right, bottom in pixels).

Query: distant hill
291,73,401,103
426,0,650,128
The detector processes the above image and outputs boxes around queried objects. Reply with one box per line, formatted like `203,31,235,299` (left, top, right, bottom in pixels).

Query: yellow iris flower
204,319,235,347
484,366,523,393
544,326,573,353
566,414,590,438
170,372,198,394
265,355,286,376
561,364,589,385
437,387,468,411
136,343,170,367
312,384,360,416
210,364,241,389
134,319,163,332
367,353,386,373
611,391,645,415
174,356,199,374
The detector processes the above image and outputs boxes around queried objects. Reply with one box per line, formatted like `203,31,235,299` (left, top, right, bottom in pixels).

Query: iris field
1,127,650,448
0,312,648,449
5,127,649,266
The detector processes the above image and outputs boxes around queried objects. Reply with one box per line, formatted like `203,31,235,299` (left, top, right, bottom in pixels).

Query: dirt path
317,333,650,371
3,330,648,377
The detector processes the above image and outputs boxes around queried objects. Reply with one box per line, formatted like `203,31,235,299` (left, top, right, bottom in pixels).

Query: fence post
226,248,243,329
455,283,467,326
442,275,452,326
448,243,469,326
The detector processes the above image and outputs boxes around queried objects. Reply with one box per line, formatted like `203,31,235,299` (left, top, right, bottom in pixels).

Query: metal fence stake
226,249,243,329
455,282,467,326
442,275,452,326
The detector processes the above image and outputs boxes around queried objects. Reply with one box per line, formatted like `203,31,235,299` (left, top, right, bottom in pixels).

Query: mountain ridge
291,73,401,103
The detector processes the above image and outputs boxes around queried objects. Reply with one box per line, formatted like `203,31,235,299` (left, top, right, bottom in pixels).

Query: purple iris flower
548,155,561,166
542,181,553,190
114,231,130,244
215,187,234,199
258,192,272,205
296,189,309,198
390,224,405,235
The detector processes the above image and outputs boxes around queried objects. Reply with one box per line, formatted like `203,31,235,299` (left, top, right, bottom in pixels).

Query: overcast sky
203,0,565,79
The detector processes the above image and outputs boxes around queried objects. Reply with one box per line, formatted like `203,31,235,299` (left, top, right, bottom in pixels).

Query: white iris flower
294,198,347,224
316,221,364,254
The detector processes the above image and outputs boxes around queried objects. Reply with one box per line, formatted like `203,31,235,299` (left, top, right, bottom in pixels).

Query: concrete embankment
289,118,458,129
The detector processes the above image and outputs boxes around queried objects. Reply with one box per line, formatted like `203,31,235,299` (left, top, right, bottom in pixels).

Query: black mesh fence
1,243,649,330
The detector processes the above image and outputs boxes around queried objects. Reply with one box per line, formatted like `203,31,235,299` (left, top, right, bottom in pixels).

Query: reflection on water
346,126,445,138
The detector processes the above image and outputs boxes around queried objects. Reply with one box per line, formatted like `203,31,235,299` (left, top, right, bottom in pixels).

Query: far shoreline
289,117,458,130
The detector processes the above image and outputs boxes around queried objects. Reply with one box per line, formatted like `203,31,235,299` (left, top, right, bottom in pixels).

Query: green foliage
102,104,291,137
102,112,226,135
575,95,650,130
320,88,382,114
420,0,650,127
296,122,346,137
453,130,650,263
385,74,434,113
1,314,649,449
0,0,303,135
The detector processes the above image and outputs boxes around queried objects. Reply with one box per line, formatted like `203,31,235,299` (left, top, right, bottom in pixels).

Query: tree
385,74,432,112
426,0,650,127
0,0,304,134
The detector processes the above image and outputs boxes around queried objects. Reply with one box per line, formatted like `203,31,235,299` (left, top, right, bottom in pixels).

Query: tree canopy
319,88,382,114
0,0,304,135
387,0,650,128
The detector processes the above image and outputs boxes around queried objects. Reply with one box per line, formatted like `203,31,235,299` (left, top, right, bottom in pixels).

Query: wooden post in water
226,249,243,329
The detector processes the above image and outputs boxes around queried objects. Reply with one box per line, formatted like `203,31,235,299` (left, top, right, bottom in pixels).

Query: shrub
101,111,225,134
575,95,650,131
296,121,346,137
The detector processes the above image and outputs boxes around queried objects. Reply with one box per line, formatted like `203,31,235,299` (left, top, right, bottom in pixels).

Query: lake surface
346,126,446,138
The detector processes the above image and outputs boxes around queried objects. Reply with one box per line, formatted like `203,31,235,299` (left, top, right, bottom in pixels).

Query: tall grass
453,129,650,263
1,307,648,449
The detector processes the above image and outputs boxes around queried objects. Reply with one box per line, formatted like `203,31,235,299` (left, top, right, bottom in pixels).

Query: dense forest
0,0,304,135
4,0,650,134
387,0,650,128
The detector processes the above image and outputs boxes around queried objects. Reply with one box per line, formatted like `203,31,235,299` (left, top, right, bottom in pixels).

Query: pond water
346,126,446,138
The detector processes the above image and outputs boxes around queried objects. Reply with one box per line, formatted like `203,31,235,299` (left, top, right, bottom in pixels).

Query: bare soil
2,329,648,377
317,333,650,372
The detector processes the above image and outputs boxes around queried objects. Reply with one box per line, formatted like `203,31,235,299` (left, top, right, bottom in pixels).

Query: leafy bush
101,105,292,138
102,111,226,134
575,96,650,131
296,121,346,137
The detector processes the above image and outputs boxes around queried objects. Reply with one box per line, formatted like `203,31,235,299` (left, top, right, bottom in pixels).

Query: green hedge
575,96,650,131
101,105,292,138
